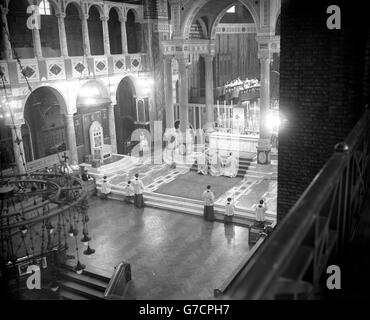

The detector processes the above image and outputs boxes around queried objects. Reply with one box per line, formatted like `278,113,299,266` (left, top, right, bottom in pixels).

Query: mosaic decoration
17,59,39,83
113,55,126,73
47,59,66,80
94,57,108,75
130,55,142,71
71,58,88,78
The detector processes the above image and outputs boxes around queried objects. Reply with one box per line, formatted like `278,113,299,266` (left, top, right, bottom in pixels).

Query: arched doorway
23,87,67,162
7,0,34,58
115,77,137,154
65,2,84,56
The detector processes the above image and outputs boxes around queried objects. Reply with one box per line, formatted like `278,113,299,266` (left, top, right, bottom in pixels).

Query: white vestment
255,204,267,222
124,184,135,196
202,190,215,206
132,178,144,195
197,153,208,175
101,181,111,194
225,202,235,216
223,155,239,178
209,153,223,177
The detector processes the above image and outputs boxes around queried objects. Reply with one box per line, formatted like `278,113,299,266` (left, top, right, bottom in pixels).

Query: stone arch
209,2,258,40
35,0,61,14
22,86,69,161
182,0,260,40
64,0,83,17
124,7,140,21
86,3,104,19
108,6,124,21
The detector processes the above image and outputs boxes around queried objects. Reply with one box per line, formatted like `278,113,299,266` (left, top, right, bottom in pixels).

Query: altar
209,132,258,158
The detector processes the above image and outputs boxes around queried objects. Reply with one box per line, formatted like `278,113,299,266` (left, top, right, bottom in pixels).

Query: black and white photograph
0,0,369,312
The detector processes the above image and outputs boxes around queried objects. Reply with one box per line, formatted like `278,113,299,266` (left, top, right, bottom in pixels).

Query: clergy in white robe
197,152,208,175
224,197,234,223
223,153,239,178
255,199,267,224
124,181,135,204
209,151,223,176
132,174,145,208
202,185,215,221
100,177,111,200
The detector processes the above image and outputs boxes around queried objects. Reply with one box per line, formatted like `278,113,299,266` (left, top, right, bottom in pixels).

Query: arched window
39,0,52,15
126,9,142,54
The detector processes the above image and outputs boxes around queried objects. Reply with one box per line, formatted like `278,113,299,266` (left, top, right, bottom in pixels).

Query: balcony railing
0,53,150,87
225,108,370,299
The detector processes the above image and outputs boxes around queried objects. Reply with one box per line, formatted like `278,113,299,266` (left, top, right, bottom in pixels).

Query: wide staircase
58,264,110,300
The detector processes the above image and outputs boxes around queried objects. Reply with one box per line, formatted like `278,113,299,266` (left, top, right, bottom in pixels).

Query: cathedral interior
0,0,370,301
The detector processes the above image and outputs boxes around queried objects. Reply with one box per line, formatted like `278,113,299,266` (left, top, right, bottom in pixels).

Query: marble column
101,16,111,55
176,55,189,132
1,7,12,59
65,114,78,164
203,53,215,129
257,51,273,164
56,13,68,57
119,16,128,54
107,104,117,153
81,14,91,56
11,125,26,175
164,56,174,129
32,28,43,58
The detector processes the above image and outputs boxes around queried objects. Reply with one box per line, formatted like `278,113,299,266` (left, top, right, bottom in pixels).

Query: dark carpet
154,171,242,200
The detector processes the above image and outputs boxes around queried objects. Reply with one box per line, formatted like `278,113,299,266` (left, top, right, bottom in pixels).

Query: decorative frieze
215,23,256,34
129,55,142,72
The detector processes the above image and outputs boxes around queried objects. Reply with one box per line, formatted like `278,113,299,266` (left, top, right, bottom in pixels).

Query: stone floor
67,197,251,300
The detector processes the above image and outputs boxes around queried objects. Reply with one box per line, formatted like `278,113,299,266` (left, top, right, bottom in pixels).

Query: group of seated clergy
197,151,239,178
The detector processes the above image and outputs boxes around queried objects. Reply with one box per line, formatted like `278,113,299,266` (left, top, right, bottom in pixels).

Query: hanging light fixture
20,225,28,235
47,222,55,234
50,280,59,292
75,260,85,274
83,245,95,256
81,234,91,246
68,225,74,237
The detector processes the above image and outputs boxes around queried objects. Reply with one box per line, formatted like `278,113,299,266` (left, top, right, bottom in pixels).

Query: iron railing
226,108,370,299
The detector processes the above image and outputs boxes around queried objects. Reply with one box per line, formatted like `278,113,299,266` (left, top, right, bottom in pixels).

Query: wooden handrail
104,262,132,300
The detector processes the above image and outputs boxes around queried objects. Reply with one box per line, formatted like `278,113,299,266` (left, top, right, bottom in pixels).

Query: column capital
201,53,215,61
119,16,127,23
175,54,189,66
258,50,273,61
80,13,89,21
56,12,66,19
100,16,109,22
